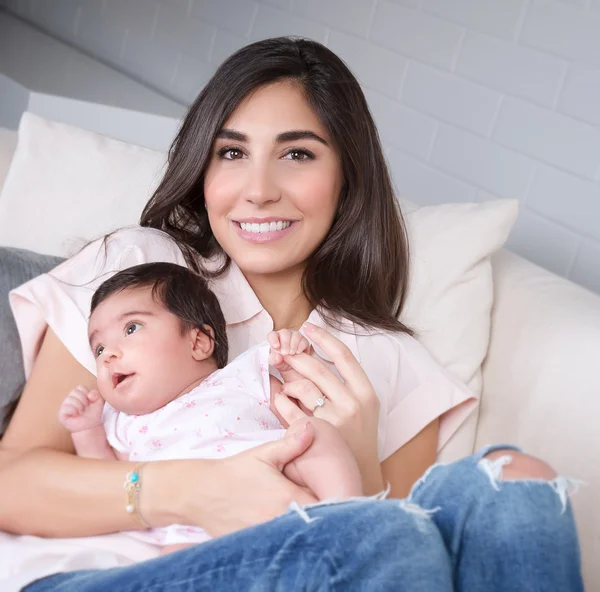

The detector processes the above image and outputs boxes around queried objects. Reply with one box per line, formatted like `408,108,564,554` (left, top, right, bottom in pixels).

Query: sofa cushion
0,113,167,257
1,113,517,459
0,247,64,435
402,199,518,461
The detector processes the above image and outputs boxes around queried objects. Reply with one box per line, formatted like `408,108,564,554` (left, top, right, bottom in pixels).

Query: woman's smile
233,218,298,243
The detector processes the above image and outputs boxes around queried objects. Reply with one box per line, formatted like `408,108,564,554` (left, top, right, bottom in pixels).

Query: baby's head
88,262,228,415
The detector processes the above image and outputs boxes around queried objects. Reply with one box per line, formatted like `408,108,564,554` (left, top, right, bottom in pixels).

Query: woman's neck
244,267,312,331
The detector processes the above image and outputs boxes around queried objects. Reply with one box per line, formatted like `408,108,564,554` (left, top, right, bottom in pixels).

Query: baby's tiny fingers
268,351,284,367
66,386,86,399
60,403,80,418
289,332,308,355
87,389,101,403
278,329,292,355
267,331,281,350
66,395,87,413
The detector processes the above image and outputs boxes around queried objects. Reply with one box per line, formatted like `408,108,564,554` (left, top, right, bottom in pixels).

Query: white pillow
0,113,167,256
402,199,518,461
1,113,517,459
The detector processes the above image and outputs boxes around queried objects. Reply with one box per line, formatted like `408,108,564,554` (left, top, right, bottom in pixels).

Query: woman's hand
149,422,319,538
271,322,384,494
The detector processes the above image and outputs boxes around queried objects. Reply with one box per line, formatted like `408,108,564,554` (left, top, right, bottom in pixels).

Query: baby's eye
126,322,142,336
95,345,104,358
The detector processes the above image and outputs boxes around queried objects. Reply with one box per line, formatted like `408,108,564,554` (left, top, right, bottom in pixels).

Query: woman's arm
381,418,439,499
0,328,154,536
0,328,317,538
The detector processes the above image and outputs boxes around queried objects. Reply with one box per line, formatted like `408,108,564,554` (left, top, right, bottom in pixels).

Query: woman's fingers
301,323,374,403
281,352,347,406
257,420,315,471
281,379,327,416
273,392,309,425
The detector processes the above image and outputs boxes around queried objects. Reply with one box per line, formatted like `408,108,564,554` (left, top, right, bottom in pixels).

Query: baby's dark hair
91,262,228,368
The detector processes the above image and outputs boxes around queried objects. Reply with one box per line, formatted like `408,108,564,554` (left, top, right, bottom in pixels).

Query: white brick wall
2,0,600,294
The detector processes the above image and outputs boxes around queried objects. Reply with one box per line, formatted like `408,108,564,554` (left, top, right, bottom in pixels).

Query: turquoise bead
130,472,139,483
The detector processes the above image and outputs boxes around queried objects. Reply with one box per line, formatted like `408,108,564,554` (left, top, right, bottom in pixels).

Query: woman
0,37,582,590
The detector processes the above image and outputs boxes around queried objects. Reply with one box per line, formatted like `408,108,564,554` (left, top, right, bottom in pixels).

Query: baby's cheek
95,372,109,396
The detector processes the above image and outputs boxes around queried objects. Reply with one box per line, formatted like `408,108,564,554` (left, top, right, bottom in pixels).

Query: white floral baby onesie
103,342,285,546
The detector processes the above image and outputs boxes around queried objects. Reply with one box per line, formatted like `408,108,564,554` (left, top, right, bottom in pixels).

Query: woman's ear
190,325,215,361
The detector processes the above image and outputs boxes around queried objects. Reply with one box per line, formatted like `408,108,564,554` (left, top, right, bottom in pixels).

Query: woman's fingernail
302,322,315,332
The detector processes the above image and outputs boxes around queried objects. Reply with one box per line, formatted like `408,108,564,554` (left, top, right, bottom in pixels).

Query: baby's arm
58,385,116,460
284,417,363,500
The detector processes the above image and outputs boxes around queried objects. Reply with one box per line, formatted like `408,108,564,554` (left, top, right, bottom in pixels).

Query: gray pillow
0,247,64,435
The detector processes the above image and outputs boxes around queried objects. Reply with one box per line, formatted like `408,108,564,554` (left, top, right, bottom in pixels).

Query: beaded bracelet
124,463,150,528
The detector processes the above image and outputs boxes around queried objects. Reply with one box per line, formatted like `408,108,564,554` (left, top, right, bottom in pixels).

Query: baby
58,262,362,552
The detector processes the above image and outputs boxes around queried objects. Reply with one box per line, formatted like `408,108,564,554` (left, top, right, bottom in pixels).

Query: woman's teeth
240,221,292,233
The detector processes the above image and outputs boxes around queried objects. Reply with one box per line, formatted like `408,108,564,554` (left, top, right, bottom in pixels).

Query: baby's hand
267,329,310,375
58,385,105,433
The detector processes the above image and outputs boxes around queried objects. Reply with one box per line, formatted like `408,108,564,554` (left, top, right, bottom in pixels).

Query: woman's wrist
140,458,217,529
359,454,386,496
139,459,188,528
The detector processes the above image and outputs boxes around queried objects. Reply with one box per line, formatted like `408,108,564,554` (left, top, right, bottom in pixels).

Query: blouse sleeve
9,227,188,378
361,332,479,461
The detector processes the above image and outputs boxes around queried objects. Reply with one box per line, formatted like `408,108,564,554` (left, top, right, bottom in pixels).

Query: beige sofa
0,125,598,589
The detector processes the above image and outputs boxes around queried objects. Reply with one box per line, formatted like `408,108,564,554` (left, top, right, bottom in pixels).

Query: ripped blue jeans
23,445,583,591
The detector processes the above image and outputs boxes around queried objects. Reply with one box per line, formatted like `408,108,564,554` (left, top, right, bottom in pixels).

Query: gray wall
2,0,600,293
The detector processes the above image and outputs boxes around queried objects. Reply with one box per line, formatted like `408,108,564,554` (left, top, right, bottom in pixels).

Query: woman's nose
242,163,281,205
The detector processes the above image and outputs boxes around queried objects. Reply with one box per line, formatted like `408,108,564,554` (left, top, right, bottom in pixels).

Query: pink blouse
9,227,477,460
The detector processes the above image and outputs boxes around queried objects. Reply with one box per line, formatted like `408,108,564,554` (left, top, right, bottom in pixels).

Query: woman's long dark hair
141,37,411,334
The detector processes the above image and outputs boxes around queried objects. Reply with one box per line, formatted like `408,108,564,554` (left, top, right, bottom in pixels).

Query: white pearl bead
126,505,134,513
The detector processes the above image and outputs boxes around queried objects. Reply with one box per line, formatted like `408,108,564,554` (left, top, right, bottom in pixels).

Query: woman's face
204,81,343,278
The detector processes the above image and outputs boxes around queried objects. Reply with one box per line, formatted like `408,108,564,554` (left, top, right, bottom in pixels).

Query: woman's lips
233,220,296,243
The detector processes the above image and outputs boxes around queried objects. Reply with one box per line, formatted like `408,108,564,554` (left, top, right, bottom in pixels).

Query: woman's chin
234,253,305,278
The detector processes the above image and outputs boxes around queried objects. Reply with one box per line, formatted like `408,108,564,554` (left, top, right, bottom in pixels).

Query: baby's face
88,287,202,415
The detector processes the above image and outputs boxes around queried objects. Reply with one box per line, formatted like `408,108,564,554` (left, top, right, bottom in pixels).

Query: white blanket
0,531,159,591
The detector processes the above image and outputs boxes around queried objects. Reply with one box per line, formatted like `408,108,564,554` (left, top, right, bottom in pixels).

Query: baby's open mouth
112,373,133,388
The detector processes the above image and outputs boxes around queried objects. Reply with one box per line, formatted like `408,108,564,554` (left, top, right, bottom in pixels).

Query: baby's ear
190,325,215,361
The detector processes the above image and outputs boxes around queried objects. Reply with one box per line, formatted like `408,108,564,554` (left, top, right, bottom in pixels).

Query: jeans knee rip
289,485,392,524
397,501,441,532
477,454,583,513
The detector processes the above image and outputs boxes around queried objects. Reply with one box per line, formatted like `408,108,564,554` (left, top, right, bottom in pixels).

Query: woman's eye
283,149,314,162
95,345,104,358
126,322,142,336
219,148,244,160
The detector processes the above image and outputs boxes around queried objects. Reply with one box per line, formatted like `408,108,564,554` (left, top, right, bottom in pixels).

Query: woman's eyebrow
217,128,329,146
218,129,246,141
276,130,329,146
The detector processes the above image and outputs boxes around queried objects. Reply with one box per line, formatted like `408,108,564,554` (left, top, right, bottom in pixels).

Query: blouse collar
209,260,362,364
